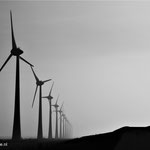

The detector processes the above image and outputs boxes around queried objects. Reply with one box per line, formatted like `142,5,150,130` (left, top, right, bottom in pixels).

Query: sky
1,1,150,138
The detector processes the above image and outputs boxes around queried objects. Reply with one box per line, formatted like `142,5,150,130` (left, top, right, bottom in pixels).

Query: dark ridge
1,126,150,150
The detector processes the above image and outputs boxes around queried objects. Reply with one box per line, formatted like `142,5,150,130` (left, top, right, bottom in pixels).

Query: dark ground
1,126,150,150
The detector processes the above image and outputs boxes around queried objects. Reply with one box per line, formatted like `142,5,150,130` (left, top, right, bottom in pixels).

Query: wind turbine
42,81,54,139
0,11,33,139
65,117,73,139
31,66,51,139
58,102,64,139
61,113,66,139
52,95,59,139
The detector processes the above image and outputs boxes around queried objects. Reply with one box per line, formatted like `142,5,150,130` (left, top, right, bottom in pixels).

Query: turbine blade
49,81,54,96
60,102,64,111
43,79,51,83
56,94,59,105
20,56,34,67
32,85,38,107
10,10,17,49
0,54,12,72
30,66,39,82
42,96,48,99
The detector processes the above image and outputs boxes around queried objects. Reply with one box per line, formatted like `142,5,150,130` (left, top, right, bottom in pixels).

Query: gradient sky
1,1,150,138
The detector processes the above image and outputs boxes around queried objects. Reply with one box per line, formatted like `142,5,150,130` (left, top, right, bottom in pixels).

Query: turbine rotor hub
11,48,23,56
56,105,59,108
36,80,44,86
49,95,53,100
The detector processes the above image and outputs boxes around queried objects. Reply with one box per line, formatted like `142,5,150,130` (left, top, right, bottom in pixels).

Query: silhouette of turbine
31,67,51,139
42,81,54,139
62,113,66,139
58,102,64,139
0,11,33,140
52,95,59,139
65,117,73,139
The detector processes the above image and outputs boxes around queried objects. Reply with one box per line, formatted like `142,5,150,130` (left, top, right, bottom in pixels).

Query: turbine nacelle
58,110,63,114
11,48,23,56
36,80,44,86
42,95,53,101
48,95,53,100
52,104,59,108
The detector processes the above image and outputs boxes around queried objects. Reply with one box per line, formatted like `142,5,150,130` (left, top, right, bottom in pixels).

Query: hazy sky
1,1,150,138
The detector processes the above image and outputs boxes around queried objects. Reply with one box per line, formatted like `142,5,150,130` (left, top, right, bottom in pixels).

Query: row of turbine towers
31,70,73,139
0,11,73,140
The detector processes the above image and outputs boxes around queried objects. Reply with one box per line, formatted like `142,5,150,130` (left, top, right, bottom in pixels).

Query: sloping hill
1,126,150,150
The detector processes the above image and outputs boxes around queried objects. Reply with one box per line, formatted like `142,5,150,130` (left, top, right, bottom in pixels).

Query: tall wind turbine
52,95,59,139
58,102,64,139
0,11,33,139
42,81,54,139
31,67,51,139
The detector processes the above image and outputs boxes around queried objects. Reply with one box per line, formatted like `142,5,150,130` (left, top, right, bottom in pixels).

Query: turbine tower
52,95,59,139
42,81,54,139
0,11,33,140
31,67,51,139
65,117,73,139
58,102,64,139
62,113,66,139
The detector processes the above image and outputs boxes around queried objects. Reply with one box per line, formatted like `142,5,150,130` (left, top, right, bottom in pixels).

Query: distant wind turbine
52,95,59,139
58,102,64,139
62,113,66,139
31,66,51,139
0,11,33,139
65,117,73,139
42,81,54,139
